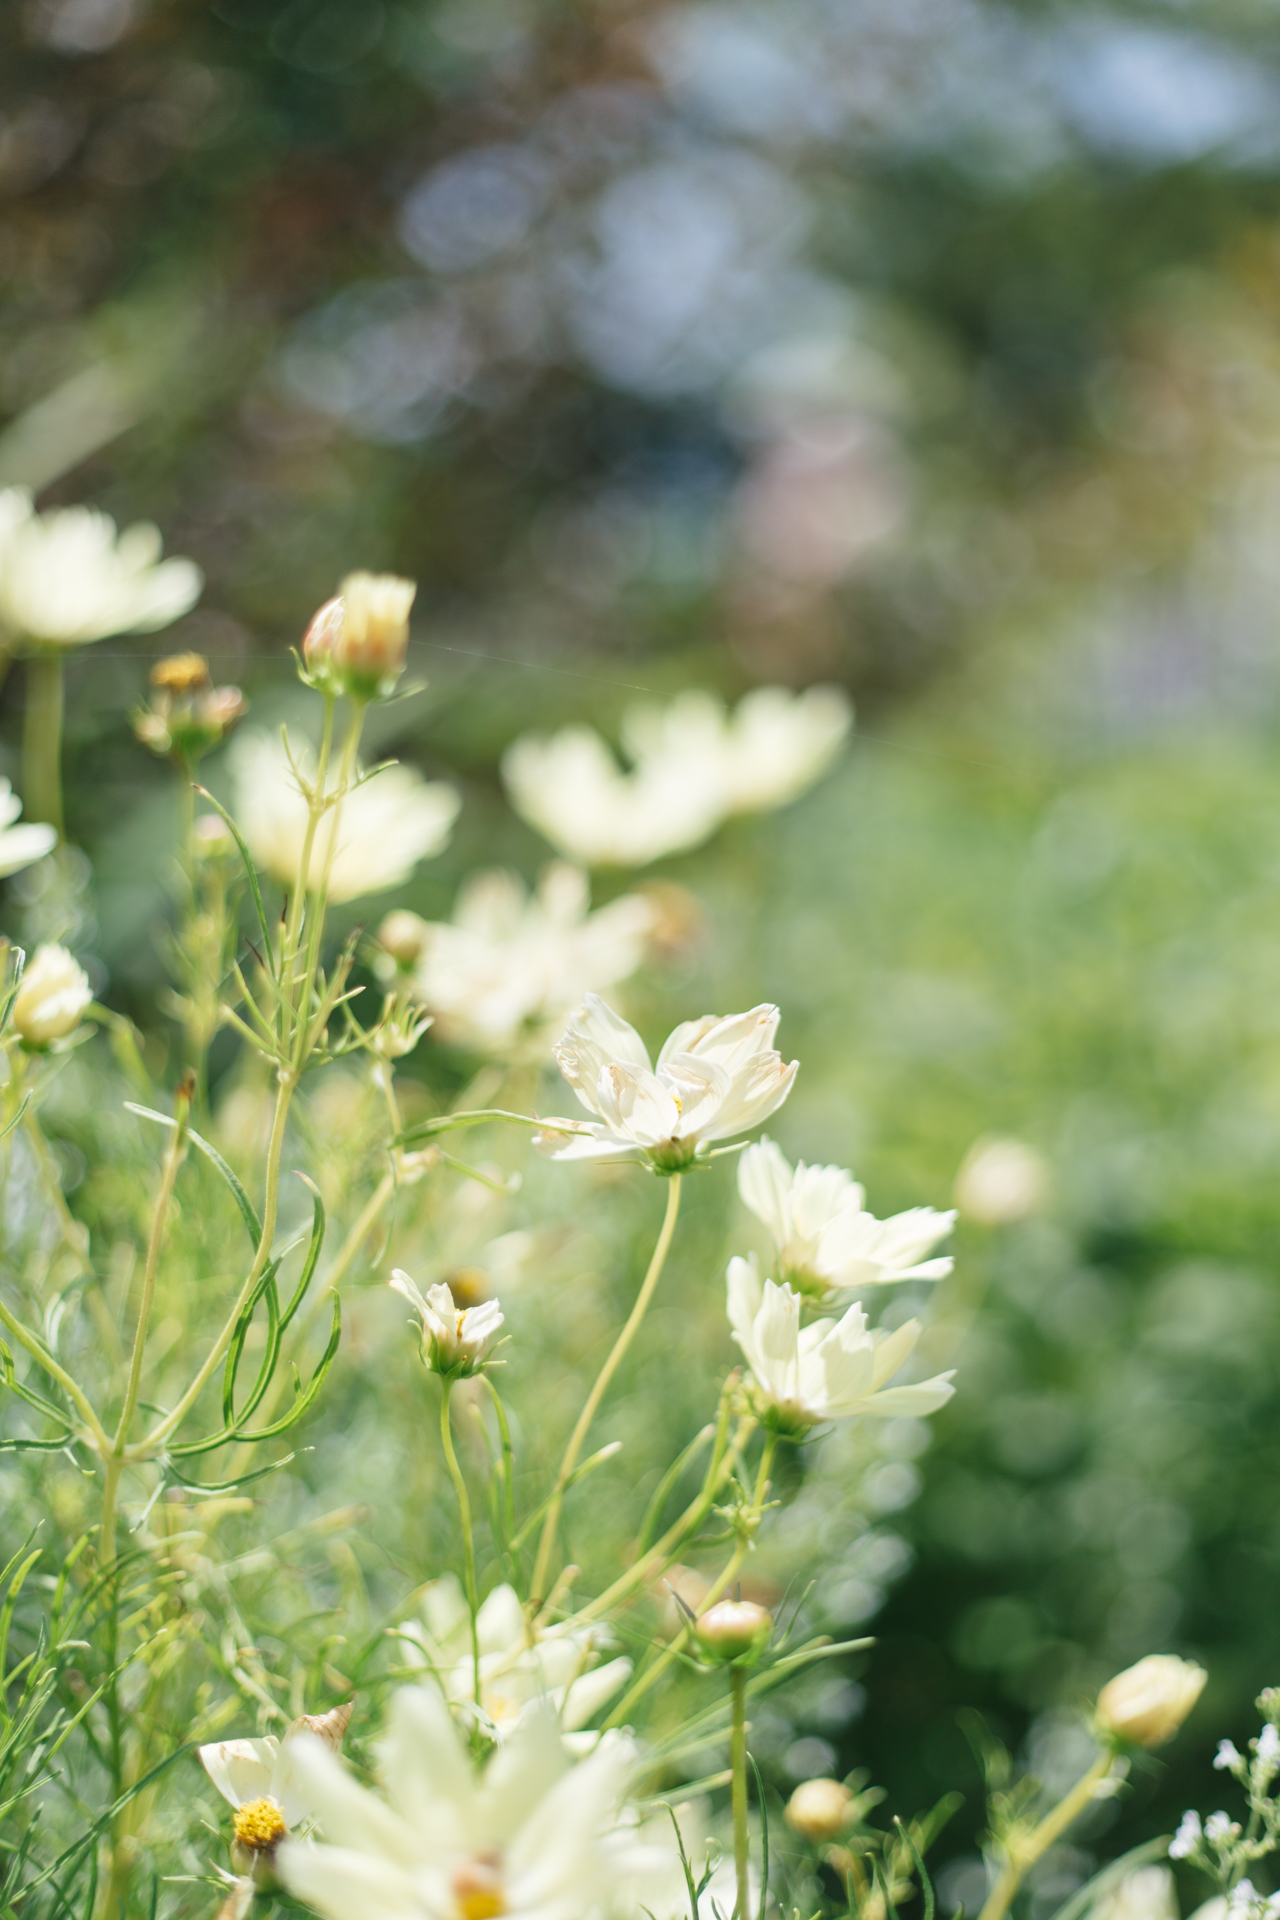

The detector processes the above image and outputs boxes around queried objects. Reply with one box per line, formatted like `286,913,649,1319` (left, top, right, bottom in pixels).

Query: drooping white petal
198,1737,279,1812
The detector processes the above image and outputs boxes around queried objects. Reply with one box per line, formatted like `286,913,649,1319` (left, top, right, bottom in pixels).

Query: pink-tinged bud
785,1778,855,1842
694,1598,773,1665
301,575,415,701
301,596,346,687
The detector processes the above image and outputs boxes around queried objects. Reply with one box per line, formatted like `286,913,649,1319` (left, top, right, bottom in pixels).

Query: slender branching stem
977,1747,1117,1920
111,1082,191,1465
23,651,64,837
0,1293,108,1450
440,1377,482,1704
532,1173,682,1608
730,1663,751,1920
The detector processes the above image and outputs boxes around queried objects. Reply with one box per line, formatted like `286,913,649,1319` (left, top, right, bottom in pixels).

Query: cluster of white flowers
502,684,851,868
400,1576,631,1744
378,864,658,1059
738,1137,955,1297
229,731,459,904
0,487,201,649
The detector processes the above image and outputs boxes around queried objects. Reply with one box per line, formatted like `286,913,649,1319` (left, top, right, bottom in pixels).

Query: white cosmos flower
726,1255,955,1436
389,1272,503,1379
400,864,657,1059
12,943,93,1047
0,487,201,648
275,1686,674,1920
501,725,723,868
621,685,851,815
199,1702,353,1864
229,731,459,904
502,685,850,869
0,780,55,877
738,1138,954,1297
538,994,797,1173
401,1575,630,1745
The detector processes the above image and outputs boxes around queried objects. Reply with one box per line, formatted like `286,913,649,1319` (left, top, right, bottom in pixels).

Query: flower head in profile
738,1138,954,1298
0,488,201,649
199,1701,353,1874
726,1255,955,1437
0,780,56,878
387,864,657,1060
302,573,416,702
133,652,246,764
401,1575,630,1744
390,1271,503,1378
1096,1655,1206,1749
229,730,458,904
275,1685,676,1920
538,995,797,1174
11,943,92,1049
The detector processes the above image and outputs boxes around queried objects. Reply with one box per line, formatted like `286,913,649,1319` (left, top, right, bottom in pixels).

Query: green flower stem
440,1377,482,1704
531,1173,682,1610
977,1748,1116,1920
22,650,64,837
731,1663,751,1920
602,1428,777,1730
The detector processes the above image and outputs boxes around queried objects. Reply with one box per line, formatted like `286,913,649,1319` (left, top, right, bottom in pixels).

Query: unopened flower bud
695,1599,773,1665
377,909,429,971
301,573,415,701
133,652,246,763
389,1271,503,1379
1096,1655,1206,1748
785,1778,856,1843
12,943,93,1048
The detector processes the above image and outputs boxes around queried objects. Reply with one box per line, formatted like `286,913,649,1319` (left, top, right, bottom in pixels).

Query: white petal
376,1685,470,1841
477,1584,526,1656
752,1279,802,1402
561,1657,632,1731
275,1841,421,1920
737,1138,794,1243
593,1064,680,1148
285,1733,419,1865
725,1255,763,1353
480,1702,570,1847
706,1053,798,1142
198,1737,279,1811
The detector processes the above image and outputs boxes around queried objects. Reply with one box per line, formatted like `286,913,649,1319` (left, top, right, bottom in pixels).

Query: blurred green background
6,0,1280,1907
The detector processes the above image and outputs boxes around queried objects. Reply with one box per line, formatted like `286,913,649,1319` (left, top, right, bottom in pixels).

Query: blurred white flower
1093,1867,1179,1920
12,942,92,1047
389,1271,503,1378
401,1575,630,1743
502,724,723,867
738,1137,954,1297
501,684,851,869
1096,1654,1206,1748
1169,1809,1202,1860
1214,1740,1243,1772
0,487,201,648
199,1702,353,1866
953,1135,1049,1226
0,780,56,877
276,1686,674,1920
621,685,851,815
397,864,657,1059
726,1254,955,1435
538,994,797,1173
229,731,458,904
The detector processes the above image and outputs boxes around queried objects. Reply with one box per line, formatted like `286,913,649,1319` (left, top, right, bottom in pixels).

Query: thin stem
976,1748,1116,1920
0,1293,109,1451
139,1069,294,1453
532,1173,682,1607
731,1664,750,1920
440,1378,482,1704
280,697,335,1006
22,651,64,837
111,1084,190,1462
292,701,364,1074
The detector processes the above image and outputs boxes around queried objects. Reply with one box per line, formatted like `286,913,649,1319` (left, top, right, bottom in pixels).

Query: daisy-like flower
275,1685,677,1920
199,1701,353,1872
501,725,723,868
501,685,851,870
0,488,201,649
726,1255,955,1437
538,995,797,1174
11,942,92,1048
401,1575,630,1744
0,779,56,877
386,864,657,1060
229,730,459,904
390,1271,503,1378
738,1138,954,1298
620,685,851,816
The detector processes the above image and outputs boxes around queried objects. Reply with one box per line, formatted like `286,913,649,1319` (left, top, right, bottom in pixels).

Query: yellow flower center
232,1797,288,1851
452,1855,506,1920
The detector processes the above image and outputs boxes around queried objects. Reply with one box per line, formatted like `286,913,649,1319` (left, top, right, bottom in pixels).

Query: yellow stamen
452,1856,506,1920
232,1797,288,1852
151,651,211,694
